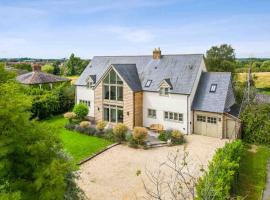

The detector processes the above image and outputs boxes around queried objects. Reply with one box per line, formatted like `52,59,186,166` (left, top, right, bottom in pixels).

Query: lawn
236,145,270,199
41,116,112,163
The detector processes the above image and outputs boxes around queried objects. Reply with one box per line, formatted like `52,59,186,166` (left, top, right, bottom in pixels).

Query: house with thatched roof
16,64,70,89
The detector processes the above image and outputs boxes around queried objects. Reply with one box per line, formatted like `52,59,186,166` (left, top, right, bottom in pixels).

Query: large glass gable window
103,69,123,101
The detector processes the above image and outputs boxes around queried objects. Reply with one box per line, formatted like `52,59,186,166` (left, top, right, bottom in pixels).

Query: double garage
193,110,241,139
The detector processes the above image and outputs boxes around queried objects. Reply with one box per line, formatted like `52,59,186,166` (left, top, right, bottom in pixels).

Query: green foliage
28,83,75,120
233,81,245,104
0,63,16,83
13,63,32,71
196,140,244,199
171,130,184,145
206,44,236,73
132,127,148,145
65,53,89,76
53,61,61,75
42,64,54,74
113,123,128,142
158,130,172,141
73,103,89,120
240,104,270,145
0,79,83,199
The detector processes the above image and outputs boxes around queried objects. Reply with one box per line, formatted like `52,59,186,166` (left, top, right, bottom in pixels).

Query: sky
0,0,270,59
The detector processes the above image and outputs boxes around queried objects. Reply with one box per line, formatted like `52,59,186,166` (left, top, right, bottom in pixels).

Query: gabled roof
16,71,70,85
76,54,204,94
112,64,142,92
159,78,173,89
192,72,235,113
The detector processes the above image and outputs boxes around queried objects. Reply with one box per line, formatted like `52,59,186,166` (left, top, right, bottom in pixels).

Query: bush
171,130,184,145
74,125,96,135
240,104,270,145
42,64,54,74
103,129,115,141
132,127,148,145
113,123,128,142
73,103,88,120
79,121,91,128
96,121,107,131
196,140,244,199
64,112,76,123
126,133,138,148
158,130,172,141
95,130,104,138
65,123,76,131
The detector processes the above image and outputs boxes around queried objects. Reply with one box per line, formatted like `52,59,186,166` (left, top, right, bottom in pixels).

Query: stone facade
134,91,143,127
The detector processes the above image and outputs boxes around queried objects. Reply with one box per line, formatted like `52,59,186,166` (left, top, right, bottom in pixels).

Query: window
79,100,91,107
164,111,183,122
103,69,123,101
103,105,123,123
209,84,217,93
159,87,169,96
148,109,156,118
207,117,217,124
197,115,206,122
145,80,152,87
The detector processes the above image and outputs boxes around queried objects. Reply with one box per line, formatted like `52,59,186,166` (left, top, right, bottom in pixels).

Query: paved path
263,161,270,200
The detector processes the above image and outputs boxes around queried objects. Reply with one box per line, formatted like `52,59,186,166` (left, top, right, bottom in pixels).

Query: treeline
8,53,90,76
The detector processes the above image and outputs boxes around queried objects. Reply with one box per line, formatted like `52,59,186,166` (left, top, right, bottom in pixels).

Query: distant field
237,72,270,89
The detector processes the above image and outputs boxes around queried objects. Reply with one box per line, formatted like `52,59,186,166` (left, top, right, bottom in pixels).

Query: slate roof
112,64,142,92
254,93,270,104
192,72,235,113
76,54,204,94
16,71,70,85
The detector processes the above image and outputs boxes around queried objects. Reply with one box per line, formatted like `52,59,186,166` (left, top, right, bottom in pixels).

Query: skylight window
210,84,217,93
145,80,152,87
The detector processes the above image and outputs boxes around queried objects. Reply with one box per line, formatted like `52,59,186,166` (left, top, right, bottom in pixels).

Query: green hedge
196,140,243,199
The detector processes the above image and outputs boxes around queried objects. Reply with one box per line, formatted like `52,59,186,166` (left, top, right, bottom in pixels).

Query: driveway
78,135,228,200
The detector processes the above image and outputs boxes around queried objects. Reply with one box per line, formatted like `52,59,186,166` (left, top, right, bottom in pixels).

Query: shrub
196,140,244,199
64,123,76,131
42,64,54,74
104,129,115,141
171,130,184,145
95,130,104,138
158,130,172,141
132,127,148,145
74,125,96,135
73,103,88,120
126,133,138,148
113,123,128,142
64,112,76,123
96,121,107,131
240,104,270,145
79,121,91,128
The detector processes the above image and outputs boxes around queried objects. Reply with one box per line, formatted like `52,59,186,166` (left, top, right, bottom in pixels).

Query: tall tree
0,67,84,199
206,44,236,72
53,60,61,75
65,54,89,76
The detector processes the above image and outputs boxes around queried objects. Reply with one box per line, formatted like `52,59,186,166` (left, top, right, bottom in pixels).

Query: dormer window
145,80,152,87
159,87,169,96
86,75,96,89
209,84,217,93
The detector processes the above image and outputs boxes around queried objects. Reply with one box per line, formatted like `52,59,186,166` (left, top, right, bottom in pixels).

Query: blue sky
0,0,270,58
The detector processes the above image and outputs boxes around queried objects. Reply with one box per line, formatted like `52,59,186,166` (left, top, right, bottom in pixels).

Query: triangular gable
159,78,173,89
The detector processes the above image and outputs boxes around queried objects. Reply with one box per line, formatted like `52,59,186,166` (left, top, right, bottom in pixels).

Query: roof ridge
93,53,204,58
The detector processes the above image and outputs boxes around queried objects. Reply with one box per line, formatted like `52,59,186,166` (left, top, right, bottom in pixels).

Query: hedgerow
196,140,243,199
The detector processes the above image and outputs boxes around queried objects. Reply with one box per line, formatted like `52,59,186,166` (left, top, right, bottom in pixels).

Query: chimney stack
32,64,42,71
153,47,162,59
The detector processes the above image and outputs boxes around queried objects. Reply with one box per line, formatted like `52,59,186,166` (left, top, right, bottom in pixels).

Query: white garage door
194,114,219,138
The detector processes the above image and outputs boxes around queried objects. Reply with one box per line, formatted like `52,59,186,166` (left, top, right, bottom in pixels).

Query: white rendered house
75,49,241,139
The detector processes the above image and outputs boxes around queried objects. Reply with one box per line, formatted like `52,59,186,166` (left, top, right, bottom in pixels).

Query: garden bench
149,124,164,133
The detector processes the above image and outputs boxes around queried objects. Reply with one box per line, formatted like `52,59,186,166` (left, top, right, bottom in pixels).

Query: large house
75,49,241,139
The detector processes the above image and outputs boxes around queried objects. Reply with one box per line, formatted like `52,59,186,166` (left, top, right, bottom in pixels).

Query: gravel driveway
78,135,227,200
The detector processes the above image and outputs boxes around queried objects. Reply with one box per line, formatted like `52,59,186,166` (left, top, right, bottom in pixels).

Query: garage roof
192,72,235,113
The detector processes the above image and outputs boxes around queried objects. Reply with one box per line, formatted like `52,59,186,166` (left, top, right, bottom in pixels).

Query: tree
65,54,89,76
42,64,54,74
0,63,16,83
0,68,84,199
73,103,89,120
206,44,236,72
53,60,61,75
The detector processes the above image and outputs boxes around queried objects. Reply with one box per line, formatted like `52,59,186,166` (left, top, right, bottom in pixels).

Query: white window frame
145,80,152,87
197,115,206,122
164,111,183,122
79,100,91,107
147,109,156,118
159,87,169,96
209,84,217,93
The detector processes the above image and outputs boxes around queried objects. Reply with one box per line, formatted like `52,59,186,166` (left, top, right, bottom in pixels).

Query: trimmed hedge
196,140,243,199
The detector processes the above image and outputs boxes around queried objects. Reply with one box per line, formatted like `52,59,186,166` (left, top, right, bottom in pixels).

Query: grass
236,145,270,199
237,72,270,88
65,75,79,85
41,116,112,163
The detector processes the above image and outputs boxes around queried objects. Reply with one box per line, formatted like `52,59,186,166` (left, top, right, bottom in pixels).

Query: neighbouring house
254,93,270,104
75,48,241,139
16,64,70,89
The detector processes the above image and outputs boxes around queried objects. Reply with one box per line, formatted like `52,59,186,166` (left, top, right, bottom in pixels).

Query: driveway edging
78,143,120,165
